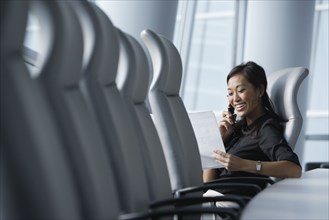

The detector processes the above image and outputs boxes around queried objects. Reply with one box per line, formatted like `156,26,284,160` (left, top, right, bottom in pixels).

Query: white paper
188,111,225,170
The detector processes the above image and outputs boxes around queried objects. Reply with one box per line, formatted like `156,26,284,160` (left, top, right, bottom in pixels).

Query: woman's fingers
213,150,240,171
212,150,229,163
219,119,234,138
213,151,245,172
219,121,229,132
222,110,231,117
221,111,234,125
213,149,225,156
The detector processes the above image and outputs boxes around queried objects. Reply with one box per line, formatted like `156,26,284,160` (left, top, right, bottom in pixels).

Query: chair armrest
175,182,261,197
149,194,246,209
206,176,274,189
119,206,238,220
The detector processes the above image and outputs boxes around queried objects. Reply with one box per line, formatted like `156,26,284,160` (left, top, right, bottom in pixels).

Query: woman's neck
245,107,266,126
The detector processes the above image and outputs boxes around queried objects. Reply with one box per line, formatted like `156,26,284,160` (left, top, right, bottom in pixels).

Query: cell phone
228,104,237,124
228,104,241,123
228,104,235,115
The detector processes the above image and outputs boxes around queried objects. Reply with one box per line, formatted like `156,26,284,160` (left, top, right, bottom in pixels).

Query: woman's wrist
243,159,259,174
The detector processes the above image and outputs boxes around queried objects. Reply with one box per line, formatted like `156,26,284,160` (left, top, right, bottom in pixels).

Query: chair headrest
1,1,29,57
68,1,95,72
82,3,119,86
267,67,309,121
32,1,83,87
141,29,182,96
117,30,149,103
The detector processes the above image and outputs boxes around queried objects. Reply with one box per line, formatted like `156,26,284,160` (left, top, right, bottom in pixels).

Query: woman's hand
213,150,247,172
219,110,236,142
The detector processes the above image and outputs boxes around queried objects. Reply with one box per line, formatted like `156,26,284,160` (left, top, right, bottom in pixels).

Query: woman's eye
238,89,245,93
227,93,233,97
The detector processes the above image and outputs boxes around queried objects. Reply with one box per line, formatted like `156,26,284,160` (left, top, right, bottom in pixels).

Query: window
174,0,240,111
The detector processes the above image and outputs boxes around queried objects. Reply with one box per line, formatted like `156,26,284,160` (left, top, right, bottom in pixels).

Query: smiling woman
203,61,302,196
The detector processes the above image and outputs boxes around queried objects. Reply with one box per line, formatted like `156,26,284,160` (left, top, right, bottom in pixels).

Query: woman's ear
258,85,265,97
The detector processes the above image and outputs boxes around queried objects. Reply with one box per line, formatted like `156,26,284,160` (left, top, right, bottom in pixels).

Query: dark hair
227,61,279,117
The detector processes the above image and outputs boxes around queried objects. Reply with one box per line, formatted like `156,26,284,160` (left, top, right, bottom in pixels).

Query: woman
203,61,302,186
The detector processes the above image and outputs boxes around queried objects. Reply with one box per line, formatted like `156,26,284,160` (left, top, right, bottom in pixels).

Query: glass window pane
179,0,236,111
308,10,329,113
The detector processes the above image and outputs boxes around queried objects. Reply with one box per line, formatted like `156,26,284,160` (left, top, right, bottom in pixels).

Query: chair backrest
116,29,173,200
0,1,82,219
76,2,151,214
267,67,309,149
32,1,121,218
141,29,204,192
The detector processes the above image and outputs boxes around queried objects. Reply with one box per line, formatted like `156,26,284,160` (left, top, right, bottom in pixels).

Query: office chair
0,1,82,219
141,29,265,200
267,67,309,149
116,29,173,202
142,28,206,193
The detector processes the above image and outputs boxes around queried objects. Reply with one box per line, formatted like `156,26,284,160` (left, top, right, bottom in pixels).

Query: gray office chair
267,67,309,149
0,1,82,219
116,30,173,202
141,29,204,192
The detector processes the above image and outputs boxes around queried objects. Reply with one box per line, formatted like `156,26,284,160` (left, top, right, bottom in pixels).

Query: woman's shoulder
240,112,284,137
259,113,284,134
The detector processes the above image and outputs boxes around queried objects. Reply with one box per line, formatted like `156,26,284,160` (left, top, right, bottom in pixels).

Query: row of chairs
1,0,308,219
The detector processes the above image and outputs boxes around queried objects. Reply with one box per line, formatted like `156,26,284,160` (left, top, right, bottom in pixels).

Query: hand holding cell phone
219,105,237,141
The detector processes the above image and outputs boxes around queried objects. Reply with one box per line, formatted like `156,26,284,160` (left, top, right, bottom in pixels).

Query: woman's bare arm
213,150,302,178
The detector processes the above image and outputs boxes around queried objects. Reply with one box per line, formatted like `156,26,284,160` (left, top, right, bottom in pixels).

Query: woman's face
227,73,265,125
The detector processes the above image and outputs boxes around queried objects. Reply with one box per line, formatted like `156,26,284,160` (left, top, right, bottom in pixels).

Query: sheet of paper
188,111,225,170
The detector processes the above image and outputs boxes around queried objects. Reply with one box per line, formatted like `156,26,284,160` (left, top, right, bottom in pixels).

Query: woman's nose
233,93,241,102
